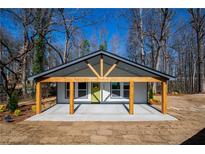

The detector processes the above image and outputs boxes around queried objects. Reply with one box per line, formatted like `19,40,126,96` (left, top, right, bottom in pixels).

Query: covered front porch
27,104,176,121
36,77,167,115
28,50,174,116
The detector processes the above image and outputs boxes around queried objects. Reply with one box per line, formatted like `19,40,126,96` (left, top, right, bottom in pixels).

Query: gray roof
28,50,175,81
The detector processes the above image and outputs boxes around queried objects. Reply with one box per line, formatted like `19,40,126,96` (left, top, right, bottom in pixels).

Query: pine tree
32,35,44,74
99,41,107,50
32,9,53,74
80,40,90,56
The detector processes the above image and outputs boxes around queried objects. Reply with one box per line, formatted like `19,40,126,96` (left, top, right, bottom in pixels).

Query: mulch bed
0,98,56,123
0,103,35,123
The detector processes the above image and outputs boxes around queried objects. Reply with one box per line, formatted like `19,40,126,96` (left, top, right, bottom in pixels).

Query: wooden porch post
162,81,167,114
69,81,74,114
129,81,134,114
36,81,41,114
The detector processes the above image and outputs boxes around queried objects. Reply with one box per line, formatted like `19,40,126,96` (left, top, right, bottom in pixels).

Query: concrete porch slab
26,104,177,121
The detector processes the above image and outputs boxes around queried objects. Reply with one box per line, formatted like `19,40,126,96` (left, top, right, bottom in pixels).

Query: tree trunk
139,9,145,65
21,31,29,97
153,44,163,93
197,32,205,93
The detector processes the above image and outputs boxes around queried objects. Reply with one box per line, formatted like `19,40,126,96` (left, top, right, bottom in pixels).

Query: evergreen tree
80,40,90,56
32,35,44,74
99,41,107,50
32,9,53,74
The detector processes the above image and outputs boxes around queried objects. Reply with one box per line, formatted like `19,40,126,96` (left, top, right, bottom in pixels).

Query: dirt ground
0,94,205,145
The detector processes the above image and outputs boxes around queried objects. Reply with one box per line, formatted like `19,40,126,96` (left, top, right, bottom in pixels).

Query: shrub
7,91,19,112
14,109,21,116
149,98,154,104
0,104,6,113
31,105,36,112
149,89,154,100
174,91,179,95
171,91,179,95
149,98,159,105
42,104,45,110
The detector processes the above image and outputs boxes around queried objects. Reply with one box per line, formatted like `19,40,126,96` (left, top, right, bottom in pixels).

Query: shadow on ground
181,128,205,145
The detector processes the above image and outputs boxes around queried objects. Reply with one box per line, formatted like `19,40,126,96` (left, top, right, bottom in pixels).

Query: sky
51,8,130,56
0,8,190,57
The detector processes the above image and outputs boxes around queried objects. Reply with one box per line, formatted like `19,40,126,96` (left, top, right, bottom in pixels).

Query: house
28,50,174,115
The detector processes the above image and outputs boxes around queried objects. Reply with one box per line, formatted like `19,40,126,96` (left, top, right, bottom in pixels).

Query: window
78,82,87,98
111,82,121,98
123,82,129,98
111,82,130,99
65,83,70,98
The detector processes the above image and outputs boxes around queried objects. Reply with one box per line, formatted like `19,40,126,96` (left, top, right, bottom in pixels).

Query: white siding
57,82,147,104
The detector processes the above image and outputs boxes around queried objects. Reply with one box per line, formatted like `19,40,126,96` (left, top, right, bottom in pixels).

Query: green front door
91,83,101,103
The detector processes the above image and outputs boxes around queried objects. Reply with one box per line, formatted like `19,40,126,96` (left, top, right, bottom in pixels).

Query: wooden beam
129,81,134,114
40,77,163,83
162,81,167,114
100,55,103,77
86,61,100,77
104,62,118,77
69,81,74,114
36,81,41,114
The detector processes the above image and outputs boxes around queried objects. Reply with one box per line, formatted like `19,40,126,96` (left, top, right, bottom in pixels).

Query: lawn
0,94,204,144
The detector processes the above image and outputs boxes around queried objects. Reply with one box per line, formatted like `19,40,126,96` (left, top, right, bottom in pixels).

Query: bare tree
127,18,139,62
110,34,120,54
56,9,99,63
58,8,72,63
0,9,36,96
144,9,173,92
99,27,108,50
130,9,145,64
188,9,205,93
0,27,33,98
90,30,99,51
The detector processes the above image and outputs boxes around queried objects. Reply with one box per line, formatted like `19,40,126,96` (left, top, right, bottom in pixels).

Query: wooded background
0,8,205,101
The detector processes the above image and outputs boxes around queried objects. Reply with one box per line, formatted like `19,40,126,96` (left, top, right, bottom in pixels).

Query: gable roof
28,50,175,81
